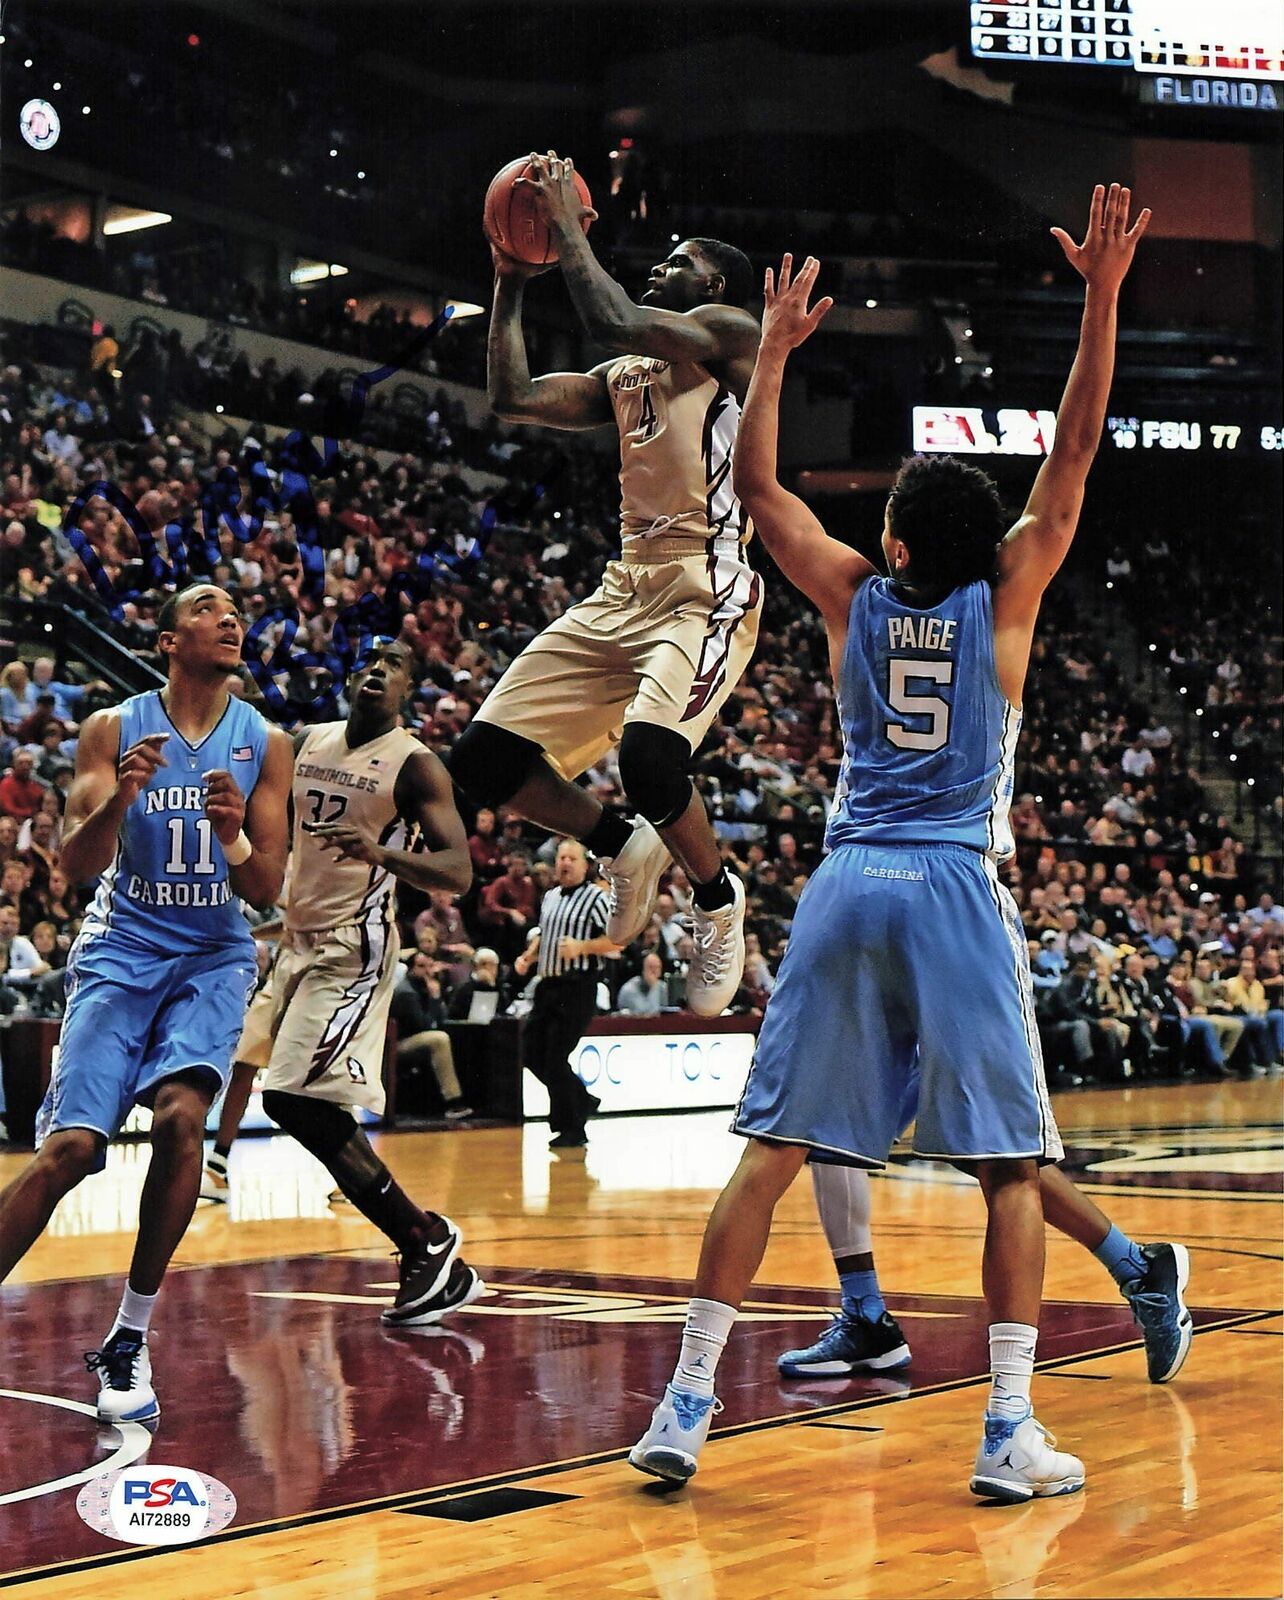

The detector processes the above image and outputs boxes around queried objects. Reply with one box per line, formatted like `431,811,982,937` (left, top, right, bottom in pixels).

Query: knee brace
617,722,694,828
448,721,544,808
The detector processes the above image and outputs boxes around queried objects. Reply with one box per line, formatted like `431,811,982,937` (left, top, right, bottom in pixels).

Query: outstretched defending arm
487,246,614,430
734,255,876,643
993,184,1150,699
520,153,760,366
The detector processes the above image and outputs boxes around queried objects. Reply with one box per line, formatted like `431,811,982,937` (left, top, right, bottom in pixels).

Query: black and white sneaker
85,1330,160,1425
778,1310,912,1378
382,1259,486,1328
382,1220,462,1322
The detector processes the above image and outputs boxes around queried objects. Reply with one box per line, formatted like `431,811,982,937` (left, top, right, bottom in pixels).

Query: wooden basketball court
2,1078,1280,1598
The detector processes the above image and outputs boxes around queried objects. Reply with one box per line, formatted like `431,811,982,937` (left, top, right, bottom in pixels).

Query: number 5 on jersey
885,658,953,751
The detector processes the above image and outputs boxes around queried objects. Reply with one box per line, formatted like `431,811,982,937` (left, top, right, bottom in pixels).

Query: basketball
483,156,594,266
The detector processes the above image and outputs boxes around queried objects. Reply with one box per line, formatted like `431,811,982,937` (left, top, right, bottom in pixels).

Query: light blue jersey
79,690,269,956
825,577,1019,861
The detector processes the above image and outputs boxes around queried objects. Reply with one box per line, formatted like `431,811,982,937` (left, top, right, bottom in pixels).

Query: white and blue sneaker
778,1311,911,1378
970,1404,1084,1503
1121,1242,1193,1384
85,1330,160,1425
628,1385,723,1484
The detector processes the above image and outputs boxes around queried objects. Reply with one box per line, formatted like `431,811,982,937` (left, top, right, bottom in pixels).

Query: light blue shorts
36,934,258,1171
734,843,1061,1168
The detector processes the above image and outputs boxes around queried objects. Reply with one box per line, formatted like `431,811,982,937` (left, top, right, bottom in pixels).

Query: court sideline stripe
1,1306,1276,1591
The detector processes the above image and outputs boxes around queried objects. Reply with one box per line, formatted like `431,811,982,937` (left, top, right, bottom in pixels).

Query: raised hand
513,151,598,231
115,734,168,807
202,768,247,846
1051,183,1151,294
489,239,554,281
761,254,834,352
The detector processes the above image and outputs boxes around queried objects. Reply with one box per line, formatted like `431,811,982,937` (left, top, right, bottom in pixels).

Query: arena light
357,169,366,179
445,299,485,320
290,261,349,285
866,298,878,308
103,206,173,236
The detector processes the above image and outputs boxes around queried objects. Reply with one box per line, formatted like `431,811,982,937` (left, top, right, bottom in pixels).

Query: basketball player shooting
452,151,762,1016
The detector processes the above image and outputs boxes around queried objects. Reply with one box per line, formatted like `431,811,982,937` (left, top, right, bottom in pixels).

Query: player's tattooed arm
221,726,292,907
488,246,614,430
313,748,471,894
735,254,874,650
522,153,759,365
60,712,169,884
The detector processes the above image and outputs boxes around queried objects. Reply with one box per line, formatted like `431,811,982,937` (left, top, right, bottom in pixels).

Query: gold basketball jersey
286,722,421,933
606,355,750,559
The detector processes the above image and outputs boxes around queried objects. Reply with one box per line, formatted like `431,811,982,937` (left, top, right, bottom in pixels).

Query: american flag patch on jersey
231,746,253,761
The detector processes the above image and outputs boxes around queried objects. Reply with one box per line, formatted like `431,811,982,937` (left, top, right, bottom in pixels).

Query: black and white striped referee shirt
535,881,610,978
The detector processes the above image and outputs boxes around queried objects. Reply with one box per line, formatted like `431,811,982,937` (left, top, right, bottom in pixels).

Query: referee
514,839,618,1148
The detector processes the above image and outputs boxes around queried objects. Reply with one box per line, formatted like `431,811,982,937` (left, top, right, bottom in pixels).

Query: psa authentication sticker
76,1465,237,1546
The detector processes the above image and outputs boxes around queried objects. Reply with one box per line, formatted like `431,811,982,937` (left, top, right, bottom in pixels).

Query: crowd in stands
2,207,495,397
1,316,1280,1116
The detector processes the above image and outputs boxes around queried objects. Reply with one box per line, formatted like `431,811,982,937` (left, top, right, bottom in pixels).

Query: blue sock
1093,1225,1147,1288
839,1268,886,1323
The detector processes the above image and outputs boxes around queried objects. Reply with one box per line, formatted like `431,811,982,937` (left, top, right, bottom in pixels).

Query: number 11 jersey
288,721,421,934
825,577,1020,861
79,690,269,956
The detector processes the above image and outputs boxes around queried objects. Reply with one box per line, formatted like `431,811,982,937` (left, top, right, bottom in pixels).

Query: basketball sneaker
1120,1241,1193,1383
777,1310,912,1378
381,1259,485,1328
85,1330,160,1425
382,1219,462,1323
199,1162,229,1203
686,875,746,1017
603,819,670,946
969,1404,1085,1503
628,1385,723,1485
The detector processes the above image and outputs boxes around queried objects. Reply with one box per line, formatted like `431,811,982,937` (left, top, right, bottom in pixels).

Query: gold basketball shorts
474,551,761,779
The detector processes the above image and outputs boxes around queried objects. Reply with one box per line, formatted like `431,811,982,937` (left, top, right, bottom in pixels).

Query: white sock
673,1297,736,1398
812,1162,873,1257
110,1284,159,1341
988,1321,1037,1418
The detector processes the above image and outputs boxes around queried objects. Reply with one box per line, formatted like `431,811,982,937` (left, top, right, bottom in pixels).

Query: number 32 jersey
287,721,421,934
825,577,1020,862
80,690,269,955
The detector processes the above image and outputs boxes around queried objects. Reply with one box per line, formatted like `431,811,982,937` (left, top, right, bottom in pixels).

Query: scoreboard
969,1,1283,80
912,405,1284,456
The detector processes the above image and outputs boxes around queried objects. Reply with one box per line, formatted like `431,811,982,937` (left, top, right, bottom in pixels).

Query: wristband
224,830,253,867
